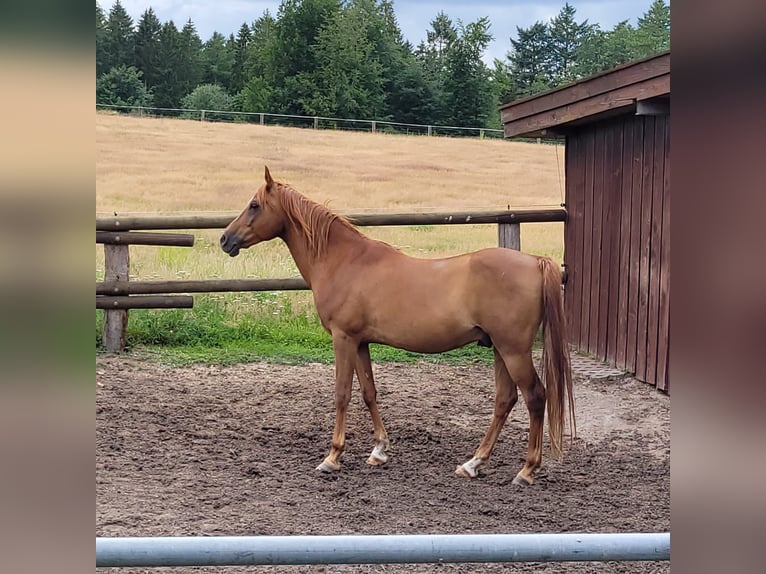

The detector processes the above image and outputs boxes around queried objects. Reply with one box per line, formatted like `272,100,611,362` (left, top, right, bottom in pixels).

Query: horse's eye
250,202,259,210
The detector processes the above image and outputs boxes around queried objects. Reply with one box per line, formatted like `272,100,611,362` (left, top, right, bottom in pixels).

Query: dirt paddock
96,356,669,573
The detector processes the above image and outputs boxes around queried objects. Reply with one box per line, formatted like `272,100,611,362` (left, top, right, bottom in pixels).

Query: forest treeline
96,0,669,129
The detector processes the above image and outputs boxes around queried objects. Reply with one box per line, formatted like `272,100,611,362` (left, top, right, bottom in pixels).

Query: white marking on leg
459,457,484,478
370,440,389,463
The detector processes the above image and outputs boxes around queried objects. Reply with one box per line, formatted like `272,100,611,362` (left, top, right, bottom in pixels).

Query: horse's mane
272,182,361,258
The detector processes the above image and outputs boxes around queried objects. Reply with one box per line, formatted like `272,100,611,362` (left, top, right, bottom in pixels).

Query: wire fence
95,103,560,144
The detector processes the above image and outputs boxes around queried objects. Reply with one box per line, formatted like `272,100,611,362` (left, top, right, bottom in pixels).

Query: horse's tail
537,256,576,460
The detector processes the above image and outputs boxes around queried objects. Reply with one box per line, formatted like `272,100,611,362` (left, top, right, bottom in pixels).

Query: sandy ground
96,356,669,573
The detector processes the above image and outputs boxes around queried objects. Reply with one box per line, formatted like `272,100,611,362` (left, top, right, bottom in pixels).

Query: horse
220,167,575,485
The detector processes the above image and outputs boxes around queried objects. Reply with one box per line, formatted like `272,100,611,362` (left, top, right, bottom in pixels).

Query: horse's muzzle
219,232,240,257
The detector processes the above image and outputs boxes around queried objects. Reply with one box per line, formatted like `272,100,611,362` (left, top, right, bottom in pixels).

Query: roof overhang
500,51,670,138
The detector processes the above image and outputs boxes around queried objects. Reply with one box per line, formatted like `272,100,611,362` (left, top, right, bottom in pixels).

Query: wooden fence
96,208,566,351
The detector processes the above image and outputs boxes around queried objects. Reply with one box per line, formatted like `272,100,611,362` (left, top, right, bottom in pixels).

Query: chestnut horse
221,167,575,485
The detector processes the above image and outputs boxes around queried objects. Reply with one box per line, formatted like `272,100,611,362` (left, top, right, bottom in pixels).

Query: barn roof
500,51,670,138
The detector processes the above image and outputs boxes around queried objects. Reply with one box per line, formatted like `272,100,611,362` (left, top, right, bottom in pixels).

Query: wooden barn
501,52,670,392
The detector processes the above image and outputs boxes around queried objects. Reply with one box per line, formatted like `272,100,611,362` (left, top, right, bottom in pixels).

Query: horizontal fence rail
96,231,195,246
96,295,194,310
97,278,309,296
96,208,567,232
96,533,670,567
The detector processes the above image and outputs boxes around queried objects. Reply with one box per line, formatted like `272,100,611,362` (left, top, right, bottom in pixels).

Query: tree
443,17,494,128
96,3,108,77
245,11,277,80
385,54,437,124
178,19,203,97
96,65,153,107
351,0,408,121
415,11,458,122
548,3,593,84
267,0,340,114
307,1,385,118
488,58,514,125
181,84,232,119
230,22,252,94
153,21,183,108
603,20,640,67
239,76,272,113
103,0,135,72
133,8,162,89
508,21,553,97
635,0,670,56
201,32,234,87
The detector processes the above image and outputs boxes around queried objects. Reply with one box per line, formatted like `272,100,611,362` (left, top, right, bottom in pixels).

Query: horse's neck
281,217,363,287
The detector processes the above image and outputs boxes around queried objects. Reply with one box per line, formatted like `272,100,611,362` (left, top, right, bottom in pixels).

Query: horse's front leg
356,343,390,466
316,332,357,472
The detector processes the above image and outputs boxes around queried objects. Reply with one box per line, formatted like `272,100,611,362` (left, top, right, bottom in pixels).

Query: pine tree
508,21,554,97
134,8,162,89
603,21,640,67
245,11,277,80
490,58,514,107
415,11,458,123
386,54,437,125
443,17,494,128
307,1,385,118
178,19,203,98
636,0,670,56
230,23,252,94
104,0,135,71
153,21,183,108
263,0,340,114
96,3,108,77
201,32,234,87
548,3,593,84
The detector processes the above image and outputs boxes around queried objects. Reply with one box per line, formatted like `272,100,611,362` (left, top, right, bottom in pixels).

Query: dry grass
96,112,566,298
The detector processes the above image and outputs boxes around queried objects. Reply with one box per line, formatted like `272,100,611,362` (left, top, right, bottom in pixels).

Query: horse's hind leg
356,344,390,466
510,356,546,486
456,348,518,478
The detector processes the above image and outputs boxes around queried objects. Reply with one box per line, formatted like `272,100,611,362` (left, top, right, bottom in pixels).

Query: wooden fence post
102,244,129,352
497,223,520,250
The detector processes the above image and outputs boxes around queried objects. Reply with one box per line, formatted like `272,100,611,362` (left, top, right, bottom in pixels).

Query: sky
112,0,655,64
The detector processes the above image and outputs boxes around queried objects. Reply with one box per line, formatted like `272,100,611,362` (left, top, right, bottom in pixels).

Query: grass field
96,112,566,363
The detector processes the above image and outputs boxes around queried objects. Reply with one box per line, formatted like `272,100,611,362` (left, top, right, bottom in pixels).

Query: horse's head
220,166,286,257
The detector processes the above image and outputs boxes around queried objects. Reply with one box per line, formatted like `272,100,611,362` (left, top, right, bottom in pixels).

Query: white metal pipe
96,533,670,567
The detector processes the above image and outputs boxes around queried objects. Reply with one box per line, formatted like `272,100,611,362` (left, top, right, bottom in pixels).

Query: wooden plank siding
564,114,670,390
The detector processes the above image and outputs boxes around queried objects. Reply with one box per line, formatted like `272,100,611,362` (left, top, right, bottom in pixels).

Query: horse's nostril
220,233,227,246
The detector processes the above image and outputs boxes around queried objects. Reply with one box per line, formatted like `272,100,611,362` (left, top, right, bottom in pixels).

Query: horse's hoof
455,465,473,478
455,464,481,478
513,474,533,486
455,457,482,478
316,459,340,473
367,442,389,466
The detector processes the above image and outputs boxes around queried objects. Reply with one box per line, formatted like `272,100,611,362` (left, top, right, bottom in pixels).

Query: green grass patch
96,294,496,367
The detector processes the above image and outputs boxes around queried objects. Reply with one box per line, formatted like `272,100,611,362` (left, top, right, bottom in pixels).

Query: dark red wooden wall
564,114,669,391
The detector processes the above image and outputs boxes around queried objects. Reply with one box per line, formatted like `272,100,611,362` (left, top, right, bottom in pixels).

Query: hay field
96,112,565,299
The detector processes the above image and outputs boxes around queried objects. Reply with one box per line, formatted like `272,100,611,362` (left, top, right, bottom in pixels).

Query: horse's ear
264,165,274,191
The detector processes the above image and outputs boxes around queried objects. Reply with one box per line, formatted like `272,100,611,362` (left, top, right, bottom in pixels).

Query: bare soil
96,356,669,573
